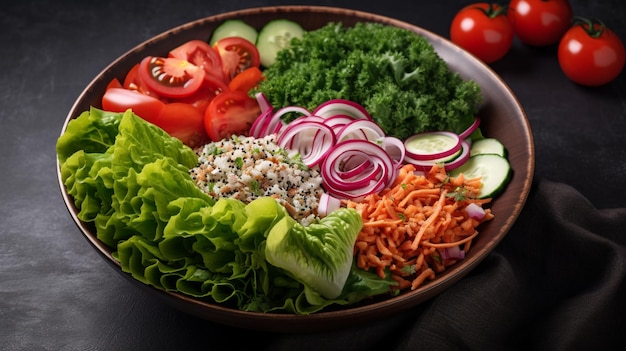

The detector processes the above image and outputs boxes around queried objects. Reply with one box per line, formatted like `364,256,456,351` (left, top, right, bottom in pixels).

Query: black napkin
257,179,626,350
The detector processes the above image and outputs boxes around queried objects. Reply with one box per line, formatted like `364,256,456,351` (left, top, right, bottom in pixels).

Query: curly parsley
254,22,482,140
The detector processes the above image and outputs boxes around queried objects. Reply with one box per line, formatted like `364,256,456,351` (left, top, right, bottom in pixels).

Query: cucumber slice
256,19,305,67
470,137,507,157
449,154,512,199
210,20,258,45
404,131,461,161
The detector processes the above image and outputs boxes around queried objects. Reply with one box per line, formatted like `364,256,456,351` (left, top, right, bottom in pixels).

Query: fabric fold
255,179,626,350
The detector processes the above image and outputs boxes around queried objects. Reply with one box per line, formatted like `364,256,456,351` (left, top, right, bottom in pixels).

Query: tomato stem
573,16,606,38
477,3,508,18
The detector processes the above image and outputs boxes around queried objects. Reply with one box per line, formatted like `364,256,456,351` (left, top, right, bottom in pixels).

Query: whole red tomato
450,3,514,63
508,0,573,46
558,18,625,86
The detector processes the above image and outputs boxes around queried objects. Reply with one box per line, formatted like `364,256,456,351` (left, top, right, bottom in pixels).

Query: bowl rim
57,5,535,333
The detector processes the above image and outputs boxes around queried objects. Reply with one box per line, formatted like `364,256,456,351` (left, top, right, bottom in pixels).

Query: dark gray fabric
252,180,626,350
2,0,625,350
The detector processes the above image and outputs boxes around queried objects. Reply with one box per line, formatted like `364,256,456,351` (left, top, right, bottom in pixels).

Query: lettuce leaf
265,207,363,299
56,108,123,164
60,150,113,223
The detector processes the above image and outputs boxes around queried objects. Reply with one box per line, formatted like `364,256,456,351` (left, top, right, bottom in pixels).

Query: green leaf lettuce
265,207,363,299
57,108,396,314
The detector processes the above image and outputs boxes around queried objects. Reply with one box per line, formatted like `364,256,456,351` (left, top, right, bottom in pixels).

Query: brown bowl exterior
58,6,534,332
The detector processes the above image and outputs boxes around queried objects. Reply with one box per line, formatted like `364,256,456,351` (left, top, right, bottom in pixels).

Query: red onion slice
441,140,471,171
405,140,471,172
379,136,406,168
325,152,380,190
440,246,465,260
280,115,326,148
321,140,396,201
336,119,386,142
317,193,343,217
249,108,275,138
255,92,272,113
276,121,336,167
313,99,373,120
465,202,486,220
458,117,481,140
404,131,462,161
335,155,372,179
273,106,312,120
250,102,311,138
321,114,355,135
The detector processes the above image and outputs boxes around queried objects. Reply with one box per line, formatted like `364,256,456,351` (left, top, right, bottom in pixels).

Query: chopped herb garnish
249,179,261,196
235,157,244,168
447,186,467,201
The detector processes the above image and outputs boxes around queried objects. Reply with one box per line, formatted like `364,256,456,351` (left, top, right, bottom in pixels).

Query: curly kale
254,22,482,140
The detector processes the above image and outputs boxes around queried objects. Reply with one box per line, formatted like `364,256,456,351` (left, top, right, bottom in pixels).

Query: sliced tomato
106,77,123,90
204,90,261,141
213,37,261,81
123,63,160,98
158,102,209,147
178,74,229,113
101,87,165,125
228,66,264,92
138,56,205,98
169,39,226,82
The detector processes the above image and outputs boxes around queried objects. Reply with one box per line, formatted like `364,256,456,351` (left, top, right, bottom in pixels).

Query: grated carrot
347,163,494,292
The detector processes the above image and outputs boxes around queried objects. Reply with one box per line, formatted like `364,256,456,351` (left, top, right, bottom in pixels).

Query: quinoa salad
190,134,325,225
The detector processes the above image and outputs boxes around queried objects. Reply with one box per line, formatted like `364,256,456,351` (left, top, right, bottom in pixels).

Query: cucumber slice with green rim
210,20,258,45
404,131,461,161
256,19,305,67
449,154,512,199
470,137,507,157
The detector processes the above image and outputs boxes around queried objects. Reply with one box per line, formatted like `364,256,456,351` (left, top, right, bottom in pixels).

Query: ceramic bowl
58,6,534,332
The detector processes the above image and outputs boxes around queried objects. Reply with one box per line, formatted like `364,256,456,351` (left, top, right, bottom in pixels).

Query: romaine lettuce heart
265,207,363,299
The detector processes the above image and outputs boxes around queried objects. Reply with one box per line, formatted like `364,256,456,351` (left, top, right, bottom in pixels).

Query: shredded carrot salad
345,163,494,291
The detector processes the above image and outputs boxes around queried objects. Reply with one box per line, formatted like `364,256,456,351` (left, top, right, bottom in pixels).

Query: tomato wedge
204,90,261,141
178,74,229,113
138,56,205,98
106,77,123,90
169,39,226,82
158,102,209,147
228,66,264,92
101,87,165,125
213,37,261,81
123,63,160,98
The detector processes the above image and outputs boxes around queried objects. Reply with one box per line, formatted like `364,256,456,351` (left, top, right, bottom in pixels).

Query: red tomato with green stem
509,0,573,46
204,90,261,141
450,3,514,63
558,18,625,86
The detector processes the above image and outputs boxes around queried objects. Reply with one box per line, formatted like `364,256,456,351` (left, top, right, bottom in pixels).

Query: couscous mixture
190,134,324,225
